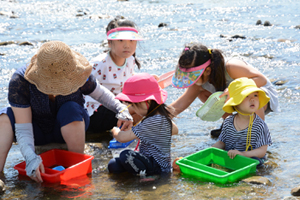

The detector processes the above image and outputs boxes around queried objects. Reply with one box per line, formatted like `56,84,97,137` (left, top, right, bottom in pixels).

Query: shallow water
1,0,300,199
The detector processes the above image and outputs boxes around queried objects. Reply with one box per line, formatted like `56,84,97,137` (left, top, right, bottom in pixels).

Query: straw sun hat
24,41,92,96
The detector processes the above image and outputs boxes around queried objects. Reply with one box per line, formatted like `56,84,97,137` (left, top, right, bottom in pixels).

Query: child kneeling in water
212,77,272,168
108,73,178,176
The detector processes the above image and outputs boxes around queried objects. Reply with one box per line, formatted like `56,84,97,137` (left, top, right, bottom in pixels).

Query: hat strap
234,107,254,152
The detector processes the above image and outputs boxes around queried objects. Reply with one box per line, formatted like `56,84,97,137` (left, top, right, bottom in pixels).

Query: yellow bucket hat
223,77,270,113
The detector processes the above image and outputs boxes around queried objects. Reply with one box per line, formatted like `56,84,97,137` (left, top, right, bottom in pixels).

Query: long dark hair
178,43,226,91
106,16,141,69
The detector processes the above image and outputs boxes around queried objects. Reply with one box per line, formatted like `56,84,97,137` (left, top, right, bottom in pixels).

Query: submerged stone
242,176,272,186
0,41,15,46
158,23,168,28
291,185,300,196
264,21,272,26
256,20,262,25
18,41,33,46
0,179,5,193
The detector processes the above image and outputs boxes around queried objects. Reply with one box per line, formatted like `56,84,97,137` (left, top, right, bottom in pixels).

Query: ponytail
209,49,226,91
178,43,226,91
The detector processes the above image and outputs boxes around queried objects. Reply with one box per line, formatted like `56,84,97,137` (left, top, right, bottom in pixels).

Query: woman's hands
30,163,45,182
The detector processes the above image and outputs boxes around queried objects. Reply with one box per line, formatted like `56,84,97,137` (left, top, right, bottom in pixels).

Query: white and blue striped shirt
132,114,172,173
219,114,272,151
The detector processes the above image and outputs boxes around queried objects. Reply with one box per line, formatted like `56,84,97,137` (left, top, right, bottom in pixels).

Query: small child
85,16,143,133
212,77,272,167
108,73,178,177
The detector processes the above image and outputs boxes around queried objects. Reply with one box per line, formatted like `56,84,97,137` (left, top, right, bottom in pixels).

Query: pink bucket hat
115,73,167,104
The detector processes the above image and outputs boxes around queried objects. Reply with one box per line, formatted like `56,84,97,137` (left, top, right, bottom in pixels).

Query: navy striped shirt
219,114,272,151
132,114,172,173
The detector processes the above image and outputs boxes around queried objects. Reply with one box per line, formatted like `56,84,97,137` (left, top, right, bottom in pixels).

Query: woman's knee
0,114,13,134
57,101,89,129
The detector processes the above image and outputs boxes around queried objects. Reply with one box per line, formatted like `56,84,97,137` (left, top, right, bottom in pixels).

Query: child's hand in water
227,149,243,159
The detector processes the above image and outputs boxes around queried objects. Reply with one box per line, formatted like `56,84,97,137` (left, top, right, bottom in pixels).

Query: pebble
256,20,262,25
0,179,5,193
291,185,300,196
264,21,272,26
158,23,168,28
0,41,15,46
242,176,272,186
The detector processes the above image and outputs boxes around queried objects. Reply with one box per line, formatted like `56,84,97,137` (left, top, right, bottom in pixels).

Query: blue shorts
1,101,89,145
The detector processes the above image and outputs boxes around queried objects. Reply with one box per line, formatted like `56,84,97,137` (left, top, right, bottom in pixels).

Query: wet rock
242,176,272,186
291,185,300,196
76,13,86,17
295,25,300,29
0,41,15,46
89,14,110,19
34,142,107,155
278,39,295,43
0,11,12,16
256,20,262,25
264,21,272,26
35,143,68,154
231,35,246,39
0,179,5,193
158,23,168,28
18,41,33,46
220,34,246,42
10,15,19,18
283,197,298,200
272,80,288,86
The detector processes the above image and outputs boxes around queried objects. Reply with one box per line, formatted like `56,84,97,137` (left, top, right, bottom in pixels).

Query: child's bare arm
228,145,268,159
171,121,179,135
212,140,225,149
241,145,268,158
111,127,137,143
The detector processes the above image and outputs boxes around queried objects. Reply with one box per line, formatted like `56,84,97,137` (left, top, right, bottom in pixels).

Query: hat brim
171,66,205,89
223,87,270,113
116,89,167,104
107,30,143,41
25,50,92,96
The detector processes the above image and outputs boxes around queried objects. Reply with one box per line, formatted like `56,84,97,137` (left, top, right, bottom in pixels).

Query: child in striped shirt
212,77,272,167
108,73,178,177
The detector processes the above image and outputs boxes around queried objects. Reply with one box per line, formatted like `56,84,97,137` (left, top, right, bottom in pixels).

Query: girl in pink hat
171,43,279,137
84,16,145,133
108,73,178,177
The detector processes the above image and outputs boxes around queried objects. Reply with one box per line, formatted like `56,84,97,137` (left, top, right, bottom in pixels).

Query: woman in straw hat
212,77,272,168
0,41,133,182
